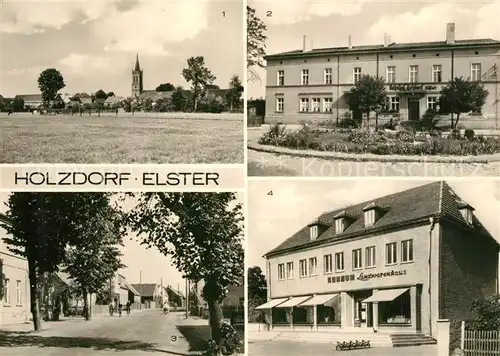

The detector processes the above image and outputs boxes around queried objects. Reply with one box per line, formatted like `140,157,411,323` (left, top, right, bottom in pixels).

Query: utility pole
161,278,163,305
140,270,143,310
185,278,189,319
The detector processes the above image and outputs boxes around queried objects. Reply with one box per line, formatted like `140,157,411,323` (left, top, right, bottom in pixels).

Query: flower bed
258,124,500,156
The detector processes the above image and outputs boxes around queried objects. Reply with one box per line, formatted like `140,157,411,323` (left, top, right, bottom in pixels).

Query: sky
247,179,500,274
247,0,500,99
0,0,244,98
0,191,243,293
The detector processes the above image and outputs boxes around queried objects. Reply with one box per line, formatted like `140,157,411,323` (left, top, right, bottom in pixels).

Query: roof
56,272,72,285
130,283,158,297
266,38,500,60
105,96,124,104
16,94,43,102
166,286,185,298
80,98,92,105
265,181,494,257
138,90,173,101
134,53,141,71
117,274,140,296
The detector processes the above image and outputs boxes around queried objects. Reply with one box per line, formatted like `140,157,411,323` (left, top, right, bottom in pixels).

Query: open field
0,113,243,163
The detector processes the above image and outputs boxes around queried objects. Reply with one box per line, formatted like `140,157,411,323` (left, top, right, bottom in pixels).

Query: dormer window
364,209,375,226
310,225,318,240
458,202,474,225
333,210,353,234
335,218,345,233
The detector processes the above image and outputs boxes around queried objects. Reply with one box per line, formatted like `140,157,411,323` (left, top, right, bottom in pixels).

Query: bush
421,109,440,132
338,117,360,129
465,129,475,140
451,128,461,139
203,323,244,356
470,295,500,331
399,120,422,133
259,124,289,146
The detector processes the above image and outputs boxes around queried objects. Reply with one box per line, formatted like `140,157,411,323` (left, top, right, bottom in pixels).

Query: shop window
292,307,309,324
278,263,285,280
401,239,414,263
299,259,308,277
272,308,288,324
309,257,317,276
286,262,294,279
386,242,397,265
317,298,341,324
335,252,344,272
352,248,362,269
365,246,376,267
277,70,285,86
378,290,411,325
323,254,333,274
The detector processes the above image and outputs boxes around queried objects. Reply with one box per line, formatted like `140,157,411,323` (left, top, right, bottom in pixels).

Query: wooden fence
461,321,500,356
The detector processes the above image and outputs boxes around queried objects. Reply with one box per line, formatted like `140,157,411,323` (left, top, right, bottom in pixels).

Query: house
264,22,500,123
104,96,124,108
130,283,163,305
165,285,185,307
256,181,499,341
111,273,140,305
0,213,30,325
15,94,43,109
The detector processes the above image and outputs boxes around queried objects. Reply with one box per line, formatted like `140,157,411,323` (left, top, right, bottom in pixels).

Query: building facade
0,214,30,325
264,23,500,124
257,182,499,338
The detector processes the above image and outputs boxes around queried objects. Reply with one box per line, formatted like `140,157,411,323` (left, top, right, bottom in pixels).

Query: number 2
266,10,272,17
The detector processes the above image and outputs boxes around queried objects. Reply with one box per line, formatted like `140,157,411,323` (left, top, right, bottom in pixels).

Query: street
249,340,439,356
0,310,211,356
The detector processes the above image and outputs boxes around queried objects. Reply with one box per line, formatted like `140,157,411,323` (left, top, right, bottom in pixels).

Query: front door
408,97,420,121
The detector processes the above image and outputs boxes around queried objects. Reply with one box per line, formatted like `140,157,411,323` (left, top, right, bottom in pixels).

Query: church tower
131,54,143,98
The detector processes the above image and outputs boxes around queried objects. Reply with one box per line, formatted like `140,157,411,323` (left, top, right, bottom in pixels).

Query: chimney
384,33,388,47
446,23,455,44
348,34,352,49
303,35,307,52
387,35,391,44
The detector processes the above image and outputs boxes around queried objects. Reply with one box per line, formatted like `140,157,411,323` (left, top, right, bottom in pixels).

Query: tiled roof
265,181,494,257
266,39,500,59
105,96,124,104
138,90,173,100
130,283,158,297
16,94,43,102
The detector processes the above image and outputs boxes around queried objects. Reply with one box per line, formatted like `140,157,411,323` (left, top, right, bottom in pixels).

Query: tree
470,295,500,330
155,83,175,92
171,86,187,112
345,75,387,128
0,193,105,330
63,194,125,321
248,266,267,301
0,259,4,300
95,89,107,101
439,77,489,129
247,6,267,82
107,92,115,97
206,84,220,90
123,193,243,355
38,68,65,108
198,93,225,113
12,97,25,112
182,56,216,112
225,75,244,111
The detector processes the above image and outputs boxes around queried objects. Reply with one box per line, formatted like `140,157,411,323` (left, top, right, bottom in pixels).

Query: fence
461,321,500,356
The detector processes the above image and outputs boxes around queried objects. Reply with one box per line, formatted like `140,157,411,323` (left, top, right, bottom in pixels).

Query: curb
248,142,500,164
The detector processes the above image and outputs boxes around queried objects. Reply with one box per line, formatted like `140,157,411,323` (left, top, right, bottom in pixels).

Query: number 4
267,191,273,196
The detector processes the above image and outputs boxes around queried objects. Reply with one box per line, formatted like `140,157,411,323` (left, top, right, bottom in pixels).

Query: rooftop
265,181,493,257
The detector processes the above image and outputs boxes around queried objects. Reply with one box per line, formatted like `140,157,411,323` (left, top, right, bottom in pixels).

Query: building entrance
408,97,420,121
352,290,373,328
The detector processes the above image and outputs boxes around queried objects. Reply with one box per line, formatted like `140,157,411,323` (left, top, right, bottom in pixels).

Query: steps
390,333,437,347
274,331,393,347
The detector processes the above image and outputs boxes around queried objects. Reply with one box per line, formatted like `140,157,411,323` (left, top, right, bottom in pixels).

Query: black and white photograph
247,179,500,355
246,1,500,177
0,0,244,164
0,192,244,356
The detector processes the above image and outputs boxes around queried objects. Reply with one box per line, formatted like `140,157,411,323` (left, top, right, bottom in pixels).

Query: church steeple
131,54,143,97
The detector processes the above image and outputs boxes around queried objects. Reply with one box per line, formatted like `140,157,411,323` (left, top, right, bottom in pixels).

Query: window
471,63,481,81
401,240,414,263
335,252,344,272
352,249,362,269
3,279,9,304
386,242,397,265
299,259,308,277
409,65,418,83
300,98,309,112
276,97,284,113
366,246,376,267
16,280,21,305
432,65,442,83
323,98,333,112
353,67,362,83
286,262,294,279
278,263,285,280
310,225,318,239
386,66,396,83
461,208,473,224
309,257,317,276
324,68,333,85
277,70,285,86
301,69,309,85
335,218,345,233
364,209,375,226
388,96,400,112
427,96,438,111
311,98,321,112
324,254,333,274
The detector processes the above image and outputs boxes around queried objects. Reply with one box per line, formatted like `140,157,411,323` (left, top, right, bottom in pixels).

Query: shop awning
277,295,313,308
299,293,339,307
362,288,409,303
254,298,288,310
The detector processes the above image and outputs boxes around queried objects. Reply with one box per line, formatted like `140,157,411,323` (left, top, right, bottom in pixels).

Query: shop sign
327,269,407,284
388,84,437,92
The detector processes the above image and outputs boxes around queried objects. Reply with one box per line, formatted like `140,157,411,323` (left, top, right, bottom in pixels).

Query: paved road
0,310,208,356
249,340,439,356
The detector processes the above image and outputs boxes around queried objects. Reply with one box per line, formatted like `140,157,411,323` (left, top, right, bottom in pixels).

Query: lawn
0,113,243,163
